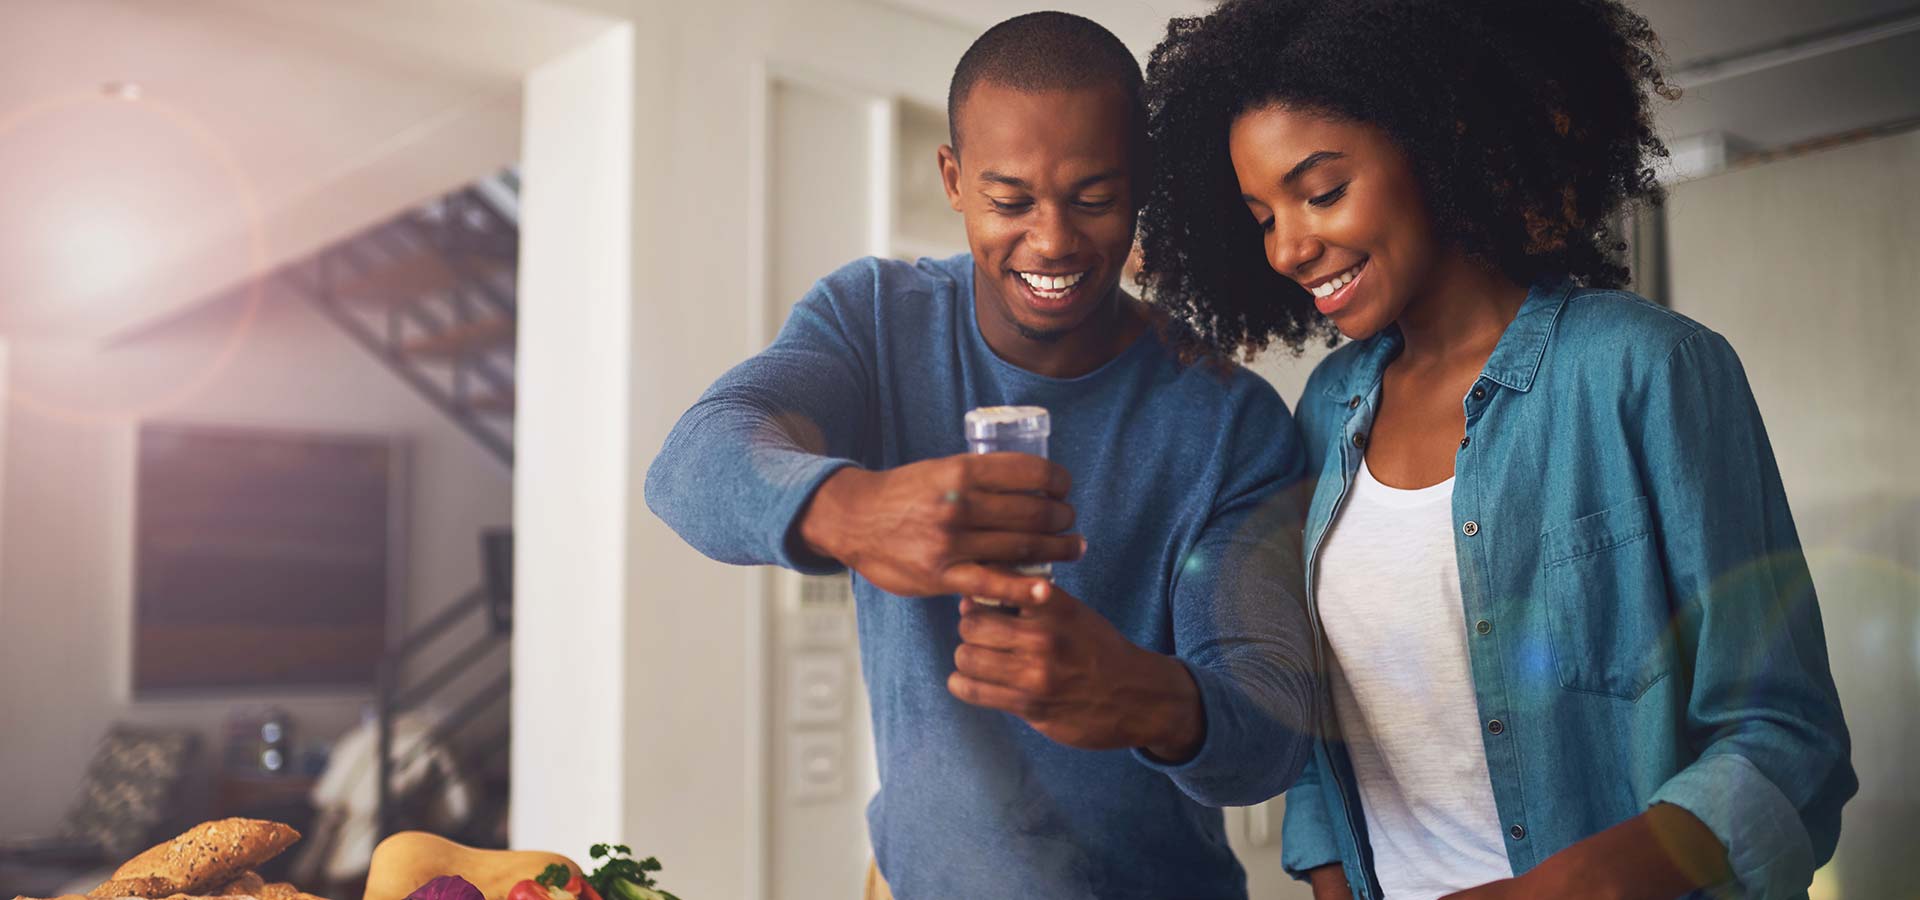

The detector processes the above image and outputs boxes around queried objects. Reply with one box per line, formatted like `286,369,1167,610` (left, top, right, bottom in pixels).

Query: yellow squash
364,832,582,900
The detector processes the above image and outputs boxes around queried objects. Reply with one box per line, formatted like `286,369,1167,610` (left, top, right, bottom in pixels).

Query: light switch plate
788,652,847,725
787,729,846,804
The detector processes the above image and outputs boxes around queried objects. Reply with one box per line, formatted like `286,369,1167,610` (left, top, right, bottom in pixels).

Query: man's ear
937,144,964,212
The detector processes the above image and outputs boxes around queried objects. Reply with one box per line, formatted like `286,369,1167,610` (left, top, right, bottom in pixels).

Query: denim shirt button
1459,436,1471,449
1476,619,1492,635
1349,395,1362,409
1487,719,1504,735
1509,824,1526,840
1472,386,1488,400
1353,432,1367,449
1462,520,1479,536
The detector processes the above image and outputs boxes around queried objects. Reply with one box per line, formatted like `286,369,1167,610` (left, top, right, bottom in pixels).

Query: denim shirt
1278,277,1855,899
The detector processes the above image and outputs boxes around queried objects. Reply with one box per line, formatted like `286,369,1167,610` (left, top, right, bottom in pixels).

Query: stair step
470,389,515,416
334,254,511,302
404,318,516,358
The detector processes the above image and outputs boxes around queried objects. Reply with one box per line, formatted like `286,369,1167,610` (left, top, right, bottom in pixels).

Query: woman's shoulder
1546,286,1757,398
1556,286,1708,358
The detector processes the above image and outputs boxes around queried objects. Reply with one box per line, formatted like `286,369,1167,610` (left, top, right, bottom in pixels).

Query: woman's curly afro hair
1136,0,1676,360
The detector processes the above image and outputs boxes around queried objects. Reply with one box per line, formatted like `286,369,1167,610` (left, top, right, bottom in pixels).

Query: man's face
939,82,1138,343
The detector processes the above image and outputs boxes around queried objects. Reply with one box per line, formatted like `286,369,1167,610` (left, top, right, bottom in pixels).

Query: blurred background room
0,2,1913,899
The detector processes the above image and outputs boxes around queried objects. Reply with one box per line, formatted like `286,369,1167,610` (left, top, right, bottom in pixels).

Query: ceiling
880,0,1920,168
0,0,611,341
3,0,1913,343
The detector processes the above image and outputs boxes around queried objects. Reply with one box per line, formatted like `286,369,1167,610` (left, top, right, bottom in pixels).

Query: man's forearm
1135,651,1205,763
794,466,864,563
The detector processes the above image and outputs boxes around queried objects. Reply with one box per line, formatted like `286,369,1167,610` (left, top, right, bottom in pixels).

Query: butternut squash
364,832,581,900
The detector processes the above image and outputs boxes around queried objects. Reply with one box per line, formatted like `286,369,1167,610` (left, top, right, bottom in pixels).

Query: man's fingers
947,671,1037,717
953,642,1027,688
943,564,1046,604
965,453,1073,499
957,601,1034,646
960,491,1075,533
954,531,1085,566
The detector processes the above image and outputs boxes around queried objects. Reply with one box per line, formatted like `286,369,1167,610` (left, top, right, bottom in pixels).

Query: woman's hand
1440,804,1729,900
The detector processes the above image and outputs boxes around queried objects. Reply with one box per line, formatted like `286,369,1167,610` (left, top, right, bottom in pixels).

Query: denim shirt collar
1321,276,1577,401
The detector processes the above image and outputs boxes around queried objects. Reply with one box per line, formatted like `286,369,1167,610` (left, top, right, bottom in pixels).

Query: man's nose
1027,204,1082,259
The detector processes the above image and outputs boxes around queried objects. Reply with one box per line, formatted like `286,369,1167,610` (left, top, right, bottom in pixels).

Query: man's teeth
1018,271,1086,294
1311,263,1364,299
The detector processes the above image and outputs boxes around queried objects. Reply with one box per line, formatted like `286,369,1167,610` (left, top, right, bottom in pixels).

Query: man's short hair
946,11,1146,160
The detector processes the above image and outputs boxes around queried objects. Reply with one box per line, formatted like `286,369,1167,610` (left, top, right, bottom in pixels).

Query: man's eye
1308,184,1348,208
988,198,1032,212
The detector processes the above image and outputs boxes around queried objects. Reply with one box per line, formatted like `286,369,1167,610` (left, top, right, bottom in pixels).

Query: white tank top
1316,459,1512,898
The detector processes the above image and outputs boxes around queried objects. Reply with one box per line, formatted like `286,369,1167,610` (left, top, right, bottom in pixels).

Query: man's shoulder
814,253,969,308
1138,346,1299,463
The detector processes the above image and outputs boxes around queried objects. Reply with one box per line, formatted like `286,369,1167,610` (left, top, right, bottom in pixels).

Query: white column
512,22,636,853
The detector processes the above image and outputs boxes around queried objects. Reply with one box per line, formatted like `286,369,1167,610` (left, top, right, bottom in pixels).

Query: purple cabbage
407,875,485,900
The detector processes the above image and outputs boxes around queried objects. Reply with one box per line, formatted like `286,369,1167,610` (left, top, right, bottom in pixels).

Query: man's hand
796,453,1081,599
946,582,1205,760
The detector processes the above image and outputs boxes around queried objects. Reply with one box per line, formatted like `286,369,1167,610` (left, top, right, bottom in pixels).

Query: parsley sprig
583,844,680,900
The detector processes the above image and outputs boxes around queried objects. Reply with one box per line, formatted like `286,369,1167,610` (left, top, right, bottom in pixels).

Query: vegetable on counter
365,832,582,900
404,876,484,900
581,844,679,900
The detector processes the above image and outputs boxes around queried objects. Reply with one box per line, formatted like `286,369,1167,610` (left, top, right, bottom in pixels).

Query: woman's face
1229,104,1439,340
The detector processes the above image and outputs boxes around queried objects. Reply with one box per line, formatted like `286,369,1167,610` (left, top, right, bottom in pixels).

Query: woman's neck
1394,252,1531,369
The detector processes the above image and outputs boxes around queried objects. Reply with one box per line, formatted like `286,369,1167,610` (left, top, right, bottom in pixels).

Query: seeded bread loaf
89,819,300,899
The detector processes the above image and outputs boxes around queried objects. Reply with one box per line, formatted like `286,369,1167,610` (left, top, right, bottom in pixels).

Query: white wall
0,287,511,837
1664,128,1920,899
510,22,635,855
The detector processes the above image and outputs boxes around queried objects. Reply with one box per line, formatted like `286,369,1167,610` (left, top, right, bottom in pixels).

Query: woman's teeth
1310,263,1364,299
1019,271,1086,297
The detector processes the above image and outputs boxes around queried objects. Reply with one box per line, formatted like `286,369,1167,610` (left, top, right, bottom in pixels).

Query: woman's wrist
1306,863,1351,900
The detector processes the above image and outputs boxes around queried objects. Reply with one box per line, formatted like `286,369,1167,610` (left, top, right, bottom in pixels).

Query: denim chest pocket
1541,495,1672,700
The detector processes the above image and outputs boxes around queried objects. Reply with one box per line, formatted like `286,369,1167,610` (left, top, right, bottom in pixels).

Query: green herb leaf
535,864,572,890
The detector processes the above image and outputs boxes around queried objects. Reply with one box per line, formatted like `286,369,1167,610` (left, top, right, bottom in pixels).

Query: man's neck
972,269,1145,379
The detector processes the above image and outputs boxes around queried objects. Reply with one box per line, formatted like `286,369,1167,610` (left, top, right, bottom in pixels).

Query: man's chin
1011,319,1073,343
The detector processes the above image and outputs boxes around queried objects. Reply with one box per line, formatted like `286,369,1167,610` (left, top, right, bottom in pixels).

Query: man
645,12,1313,899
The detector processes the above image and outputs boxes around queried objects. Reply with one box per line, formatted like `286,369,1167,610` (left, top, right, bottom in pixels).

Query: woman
1136,1,1855,898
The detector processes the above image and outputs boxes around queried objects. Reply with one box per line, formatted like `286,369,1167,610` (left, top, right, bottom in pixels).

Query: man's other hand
947,582,1205,761
797,453,1081,599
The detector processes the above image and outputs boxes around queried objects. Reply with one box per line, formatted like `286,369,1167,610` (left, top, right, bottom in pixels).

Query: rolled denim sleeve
1279,753,1344,881
1133,388,1317,807
1636,329,1856,898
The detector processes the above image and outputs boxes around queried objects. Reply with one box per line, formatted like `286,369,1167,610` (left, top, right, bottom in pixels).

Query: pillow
61,725,198,857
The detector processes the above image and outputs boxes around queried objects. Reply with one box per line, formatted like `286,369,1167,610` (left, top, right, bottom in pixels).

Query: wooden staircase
274,169,520,846
281,169,520,467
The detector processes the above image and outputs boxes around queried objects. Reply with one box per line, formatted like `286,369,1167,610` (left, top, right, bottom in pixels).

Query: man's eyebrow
1070,170,1125,190
980,170,1030,189
978,169,1126,191
1283,150,1345,185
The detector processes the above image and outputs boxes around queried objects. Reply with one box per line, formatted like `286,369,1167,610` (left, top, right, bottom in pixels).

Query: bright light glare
47,205,153,302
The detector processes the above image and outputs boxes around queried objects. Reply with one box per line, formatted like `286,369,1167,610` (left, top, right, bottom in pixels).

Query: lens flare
1,89,267,425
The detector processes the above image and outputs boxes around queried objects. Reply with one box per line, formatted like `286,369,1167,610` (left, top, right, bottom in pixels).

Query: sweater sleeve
1132,382,1317,806
643,260,884,573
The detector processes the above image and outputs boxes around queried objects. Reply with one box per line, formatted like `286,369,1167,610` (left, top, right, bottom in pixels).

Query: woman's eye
1308,184,1349,208
1074,196,1116,210
1253,214,1275,232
